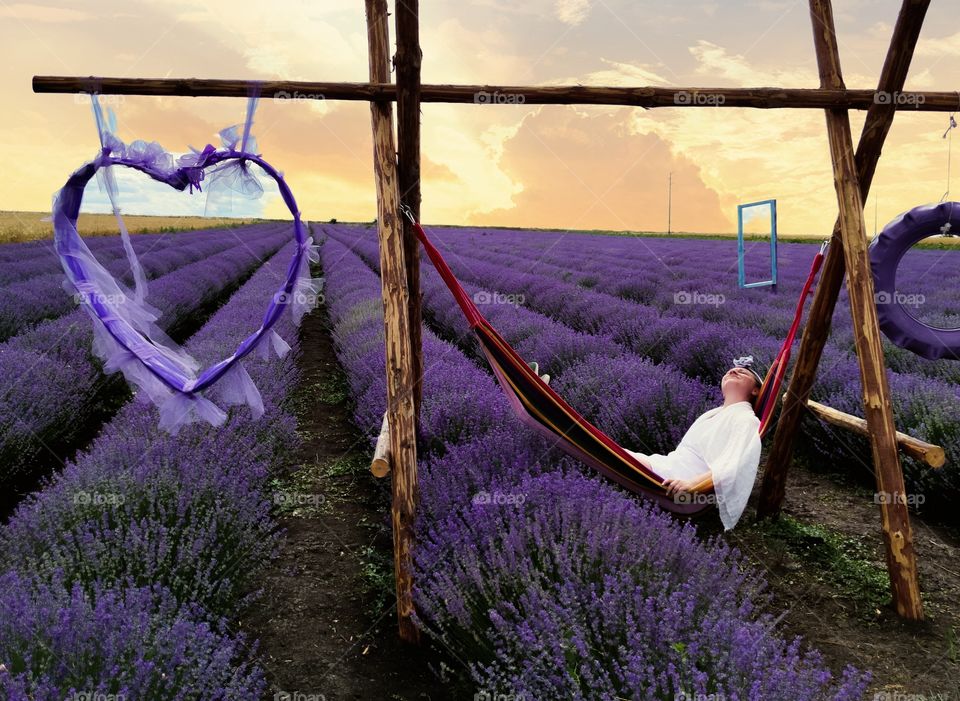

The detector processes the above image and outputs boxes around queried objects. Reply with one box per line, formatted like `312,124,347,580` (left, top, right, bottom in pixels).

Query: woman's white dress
626,400,762,530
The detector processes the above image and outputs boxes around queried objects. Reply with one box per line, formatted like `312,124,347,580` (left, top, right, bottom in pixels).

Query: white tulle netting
52,93,321,434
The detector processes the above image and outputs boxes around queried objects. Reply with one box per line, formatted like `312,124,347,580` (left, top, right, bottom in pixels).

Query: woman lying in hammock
625,356,764,530
528,355,764,529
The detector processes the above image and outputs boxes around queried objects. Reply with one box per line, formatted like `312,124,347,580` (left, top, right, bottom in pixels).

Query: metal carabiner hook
399,203,416,224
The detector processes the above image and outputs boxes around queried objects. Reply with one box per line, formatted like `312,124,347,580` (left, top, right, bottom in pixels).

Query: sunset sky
1,0,958,236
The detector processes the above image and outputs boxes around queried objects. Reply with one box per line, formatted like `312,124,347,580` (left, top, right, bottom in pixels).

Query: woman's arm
662,471,714,496
689,471,714,493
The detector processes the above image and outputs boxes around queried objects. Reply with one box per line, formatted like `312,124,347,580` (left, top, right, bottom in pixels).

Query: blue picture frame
737,199,778,289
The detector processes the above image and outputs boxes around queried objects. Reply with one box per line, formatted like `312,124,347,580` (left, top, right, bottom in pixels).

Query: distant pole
667,172,673,234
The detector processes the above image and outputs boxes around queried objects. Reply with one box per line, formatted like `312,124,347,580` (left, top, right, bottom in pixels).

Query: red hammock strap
403,207,485,328
757,240,828,436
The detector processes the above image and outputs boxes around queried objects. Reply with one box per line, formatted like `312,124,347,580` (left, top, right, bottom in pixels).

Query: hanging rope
938,92,958,235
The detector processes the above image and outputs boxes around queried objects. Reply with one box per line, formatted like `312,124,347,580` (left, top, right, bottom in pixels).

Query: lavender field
324,223,960,515
0,222,290,502
318,230,881,699
0,218,957,699
0,224,303,698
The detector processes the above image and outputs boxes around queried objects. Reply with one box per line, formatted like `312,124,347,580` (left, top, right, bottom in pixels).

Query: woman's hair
747,375,765,419
749,379,761,411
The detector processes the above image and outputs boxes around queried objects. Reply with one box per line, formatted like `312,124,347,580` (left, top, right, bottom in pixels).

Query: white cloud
916,30,960,58
555,0,592,26
0,3,88,22
566,57,672,87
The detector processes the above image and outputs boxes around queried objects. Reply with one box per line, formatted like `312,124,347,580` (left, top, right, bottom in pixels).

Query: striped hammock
403,208,826,515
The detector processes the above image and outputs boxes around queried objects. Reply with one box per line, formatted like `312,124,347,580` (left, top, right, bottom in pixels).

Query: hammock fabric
402,207,826,515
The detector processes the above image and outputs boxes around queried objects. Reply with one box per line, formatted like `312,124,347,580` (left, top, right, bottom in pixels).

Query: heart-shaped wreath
52,95,321,434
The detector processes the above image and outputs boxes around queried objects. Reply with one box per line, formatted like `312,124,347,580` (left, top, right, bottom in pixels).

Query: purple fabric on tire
869,201,960,361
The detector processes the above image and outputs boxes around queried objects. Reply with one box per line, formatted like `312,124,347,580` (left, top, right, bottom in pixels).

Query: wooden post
395,0,424,426
806,0,923,620
365,0,421,643
757,0,930,518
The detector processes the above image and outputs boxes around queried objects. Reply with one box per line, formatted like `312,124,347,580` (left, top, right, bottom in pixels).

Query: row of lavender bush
0,223,290,496
0,231,153,282
0,223,288,340
0,224,263,283
0,240,308,698
419,229,960,505
327,224,960,515
318,231,871,700
419,227,959,379
433,227,960,385
433,226,957,323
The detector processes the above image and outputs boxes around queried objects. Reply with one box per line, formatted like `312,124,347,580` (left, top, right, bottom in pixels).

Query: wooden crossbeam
783,393,945,468
758,0,929,515
806,0,923,620
31,76,960,111
365,0,421,643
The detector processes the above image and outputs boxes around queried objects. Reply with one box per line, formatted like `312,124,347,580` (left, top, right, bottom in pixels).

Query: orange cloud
473,106,727,233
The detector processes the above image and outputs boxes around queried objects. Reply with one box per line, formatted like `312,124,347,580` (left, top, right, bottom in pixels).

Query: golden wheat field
0,210,267,244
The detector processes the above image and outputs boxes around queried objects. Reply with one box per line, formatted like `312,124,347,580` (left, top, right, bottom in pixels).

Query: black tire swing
868,111,960,361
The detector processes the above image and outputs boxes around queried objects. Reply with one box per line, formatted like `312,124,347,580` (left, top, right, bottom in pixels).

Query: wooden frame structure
33,0,946,634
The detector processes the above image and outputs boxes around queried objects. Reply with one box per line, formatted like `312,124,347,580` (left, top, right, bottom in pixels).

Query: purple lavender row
0,235,136,280
0,234,134,285
319,234,871,700
0,224,263,285
427,227,806,307
0,220,265,262
339,224,960,403
431,226,960,359
435,228,960,392
0,241,308,698
429,228,804,313
326,224,960,517
0,229,119,263
0,222,286,290
430,226,959,333
0,224,290,494
325,225,778,392
0,224,288,341
0,224,220,270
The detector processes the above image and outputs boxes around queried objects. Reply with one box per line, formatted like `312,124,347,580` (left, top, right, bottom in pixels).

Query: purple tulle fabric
52,95,321,434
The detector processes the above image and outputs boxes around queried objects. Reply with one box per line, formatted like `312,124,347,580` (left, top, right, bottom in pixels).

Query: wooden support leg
757,0,930,518
395,0,425,427
806,0,923,620
365,0,421,643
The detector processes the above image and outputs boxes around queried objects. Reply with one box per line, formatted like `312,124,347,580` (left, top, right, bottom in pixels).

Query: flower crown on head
732,355,764,386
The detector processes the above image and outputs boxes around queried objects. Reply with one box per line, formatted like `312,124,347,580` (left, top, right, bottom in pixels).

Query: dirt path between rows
240,294,467,701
